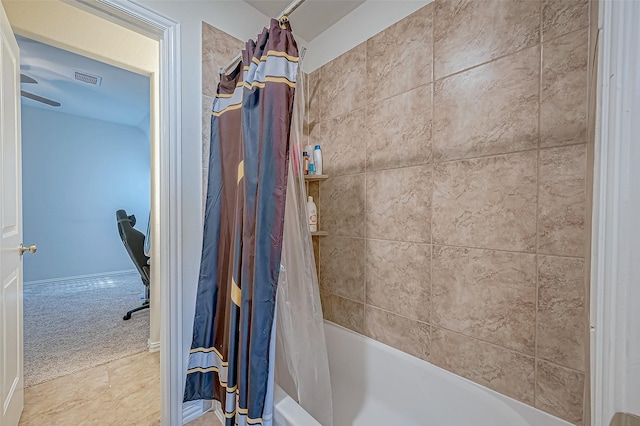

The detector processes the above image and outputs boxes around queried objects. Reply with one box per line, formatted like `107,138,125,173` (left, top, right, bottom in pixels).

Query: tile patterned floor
185,411,222,426
19,351,160,425
19,350,223,426
20,352,222,426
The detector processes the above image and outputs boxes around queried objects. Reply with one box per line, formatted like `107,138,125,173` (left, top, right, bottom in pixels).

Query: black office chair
116,209,150,320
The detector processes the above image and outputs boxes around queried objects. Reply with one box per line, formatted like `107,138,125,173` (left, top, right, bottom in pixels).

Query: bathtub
273,321,573,426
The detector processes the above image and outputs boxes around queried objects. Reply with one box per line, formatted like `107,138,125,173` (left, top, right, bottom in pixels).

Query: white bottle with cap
313,145,323,175
307,196,318,232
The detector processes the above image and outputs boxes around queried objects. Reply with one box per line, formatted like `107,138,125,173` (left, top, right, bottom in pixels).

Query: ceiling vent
74,70,102,86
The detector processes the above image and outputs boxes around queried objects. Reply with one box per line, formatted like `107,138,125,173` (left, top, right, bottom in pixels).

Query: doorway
19,34,153,390
2,0,182,424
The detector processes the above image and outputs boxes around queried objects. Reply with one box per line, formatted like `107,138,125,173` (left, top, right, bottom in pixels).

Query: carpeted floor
23,272,150,387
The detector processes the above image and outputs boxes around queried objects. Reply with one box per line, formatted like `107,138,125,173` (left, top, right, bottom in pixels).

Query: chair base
123,300,150,320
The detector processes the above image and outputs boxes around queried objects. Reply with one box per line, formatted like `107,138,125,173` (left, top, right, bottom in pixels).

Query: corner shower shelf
304,174,328,182
305,174,328,237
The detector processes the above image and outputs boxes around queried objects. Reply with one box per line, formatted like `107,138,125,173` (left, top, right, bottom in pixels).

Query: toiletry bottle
303,151,309,175
313,145,323,175
306,145,315,175
307,196,317,232
308,153,315,175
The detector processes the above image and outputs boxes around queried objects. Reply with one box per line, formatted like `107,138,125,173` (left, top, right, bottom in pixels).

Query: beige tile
366,3,433,102
314,109,366,176
20,352,160,426
536,360,585,424
319,43,366,121
431,327,535,405
187,411,223,426
320,291,365,334
202,22,244,98
538,144,587,257
432,46,539,162
537,255,586,371
433,0,540,79
364,305,430,361
21,364,111,424
106,350,159,373
366,84,432,171
319,174,365,237
319,236,365,302
307,69,321,137
366,165,432,243
432,151,537,252
107,352,160,400
308,181,320,207
432,246,536,355
365,240,430,322
202,95,214,169
541,29,588,148
542,0,589,41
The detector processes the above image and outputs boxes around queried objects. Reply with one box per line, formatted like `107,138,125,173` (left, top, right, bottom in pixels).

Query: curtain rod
220,0,306,75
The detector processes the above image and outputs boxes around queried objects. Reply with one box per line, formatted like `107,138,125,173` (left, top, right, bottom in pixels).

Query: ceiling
17,36,150,130
244,0,366,41
15,1,411,130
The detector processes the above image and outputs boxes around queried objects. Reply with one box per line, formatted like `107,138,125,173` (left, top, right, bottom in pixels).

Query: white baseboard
148,340,160,353
182,401,204,424
24,269,137,286
181,400,218,425
214,402,224,423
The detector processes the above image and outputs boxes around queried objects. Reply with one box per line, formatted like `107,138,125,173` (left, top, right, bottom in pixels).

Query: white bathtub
273,321,573,426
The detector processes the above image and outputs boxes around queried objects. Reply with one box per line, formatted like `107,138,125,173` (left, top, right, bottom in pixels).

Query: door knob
19,244,37,255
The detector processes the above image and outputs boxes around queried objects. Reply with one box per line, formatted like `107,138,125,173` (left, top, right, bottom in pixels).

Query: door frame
590,0,640,424
69,1,183,424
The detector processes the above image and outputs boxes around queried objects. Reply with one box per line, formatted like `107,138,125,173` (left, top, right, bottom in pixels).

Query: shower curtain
184,19,298,426
274,66,333,426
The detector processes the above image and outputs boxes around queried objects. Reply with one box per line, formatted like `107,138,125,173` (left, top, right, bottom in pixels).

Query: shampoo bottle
313,145,323,175
307,196,318,232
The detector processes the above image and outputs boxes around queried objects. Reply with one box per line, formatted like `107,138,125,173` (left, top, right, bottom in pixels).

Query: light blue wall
21,106,150,282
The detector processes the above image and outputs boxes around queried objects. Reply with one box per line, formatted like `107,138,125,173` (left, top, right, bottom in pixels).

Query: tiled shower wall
309,0,591,423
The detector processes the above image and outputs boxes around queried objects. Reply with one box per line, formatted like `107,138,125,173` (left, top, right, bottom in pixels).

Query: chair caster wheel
123,313,131,320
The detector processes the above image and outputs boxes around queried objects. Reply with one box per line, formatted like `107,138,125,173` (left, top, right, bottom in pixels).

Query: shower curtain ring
279,15,289,29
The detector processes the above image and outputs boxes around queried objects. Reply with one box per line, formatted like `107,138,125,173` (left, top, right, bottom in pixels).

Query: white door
0,2,23,426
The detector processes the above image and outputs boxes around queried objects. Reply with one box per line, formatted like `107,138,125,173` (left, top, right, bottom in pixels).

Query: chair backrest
116,209,150,286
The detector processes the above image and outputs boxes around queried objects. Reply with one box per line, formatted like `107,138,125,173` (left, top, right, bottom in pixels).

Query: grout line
359,161,434,175
534,358,587,376
363,301,430,327
541,24,591,45
429,243,433,353
324,141,588,180
534,0,543,405
429,12,435,354
433,42,540,84
366,81,435,112
538,141,589,152
323,235,585,262
434,147,539,165
427,324,536,360
318,104,368,127
363,38,368,313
